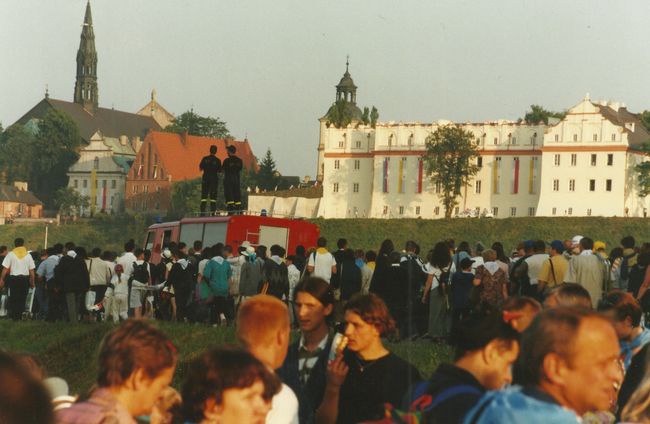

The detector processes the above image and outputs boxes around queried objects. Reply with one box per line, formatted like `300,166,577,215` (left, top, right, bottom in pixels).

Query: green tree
164,110,230,138
361,107,370,125
370,106,379,128
54,186,89,217
31,109,82,205
423,125,480,218
523,105,566,125
0,124,36,183
635,143,650,197
256,149,282,191
639,111,650,132
325,99,353,129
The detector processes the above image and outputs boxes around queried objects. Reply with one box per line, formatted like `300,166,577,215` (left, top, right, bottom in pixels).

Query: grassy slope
1,216,649,253
0,321,451,393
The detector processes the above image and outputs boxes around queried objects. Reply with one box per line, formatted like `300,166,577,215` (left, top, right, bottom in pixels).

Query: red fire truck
144,215,320,263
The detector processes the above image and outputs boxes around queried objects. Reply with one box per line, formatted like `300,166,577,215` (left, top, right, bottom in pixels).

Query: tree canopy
522,105,566,125
0,109,81,207
256,149,282,191
325,99,353,129
635,143,650,198
639,110,650,132
54,186,89,217
164,110,230,139
423,125,480,218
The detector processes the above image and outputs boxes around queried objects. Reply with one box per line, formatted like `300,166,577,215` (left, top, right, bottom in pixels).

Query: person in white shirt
237,296,299,424
116,240,138,280
109,264,129,322
0,238,36,321
306,237,337,284
285,256,301,326
86,247,112,319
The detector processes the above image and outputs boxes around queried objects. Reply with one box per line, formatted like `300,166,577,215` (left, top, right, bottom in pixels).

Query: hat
572,235,584,248
242,246,255,256
162,248,172,259
459,257,475,269
550,240,564,253
594,241,606,251
523,240,534,250
241,241,251,248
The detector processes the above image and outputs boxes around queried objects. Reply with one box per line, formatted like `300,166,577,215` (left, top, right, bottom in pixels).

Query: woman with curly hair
178,345,281,424
316,293,421,424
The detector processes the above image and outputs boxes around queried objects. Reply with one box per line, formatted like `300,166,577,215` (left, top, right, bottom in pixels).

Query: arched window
93,157,99,170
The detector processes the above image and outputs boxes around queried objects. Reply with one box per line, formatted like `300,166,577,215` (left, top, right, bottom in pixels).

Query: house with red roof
125,131,258,213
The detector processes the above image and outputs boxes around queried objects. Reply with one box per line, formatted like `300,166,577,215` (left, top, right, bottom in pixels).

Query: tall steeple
74,0,98,112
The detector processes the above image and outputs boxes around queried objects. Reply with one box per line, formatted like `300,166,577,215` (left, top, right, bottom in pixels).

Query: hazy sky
2,0,650,177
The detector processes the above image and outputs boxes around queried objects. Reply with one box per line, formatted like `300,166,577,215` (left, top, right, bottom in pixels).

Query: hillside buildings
249,64,650,219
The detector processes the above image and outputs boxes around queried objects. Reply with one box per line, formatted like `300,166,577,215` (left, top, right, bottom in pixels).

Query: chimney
13,181,28,191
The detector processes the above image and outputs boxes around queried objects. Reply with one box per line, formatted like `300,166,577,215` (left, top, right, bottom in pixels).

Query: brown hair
598,290,643,327
344,293,396,336
502,296,542,313
236,295,290,347
97,320,177,387
179,345,281,422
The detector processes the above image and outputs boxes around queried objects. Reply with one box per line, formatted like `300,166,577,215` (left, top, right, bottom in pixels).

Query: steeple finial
151,88,157,101
346,55,349,73
84,0,92,26
45,84,49,99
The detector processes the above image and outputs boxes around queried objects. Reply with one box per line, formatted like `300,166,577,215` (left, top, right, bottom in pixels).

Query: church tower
74,1,98,112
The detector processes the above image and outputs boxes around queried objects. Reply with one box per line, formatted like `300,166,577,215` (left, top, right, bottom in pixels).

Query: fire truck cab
145,215,320,263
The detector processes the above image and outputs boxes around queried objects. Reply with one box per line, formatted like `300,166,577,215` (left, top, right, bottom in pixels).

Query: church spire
74,0,99,112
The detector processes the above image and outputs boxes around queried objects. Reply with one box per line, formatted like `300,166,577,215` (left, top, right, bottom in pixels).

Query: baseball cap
455,251,471,262
594,241,606,251
550,240,564,253
572,235,584,247
459,257,475,269
524,240,534,250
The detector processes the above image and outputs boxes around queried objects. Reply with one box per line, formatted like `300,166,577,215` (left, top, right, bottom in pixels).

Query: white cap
241,241,251,248
162,248,172,259
572,235,584,247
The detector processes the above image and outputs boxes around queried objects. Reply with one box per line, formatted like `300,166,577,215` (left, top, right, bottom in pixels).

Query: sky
2,0,650,177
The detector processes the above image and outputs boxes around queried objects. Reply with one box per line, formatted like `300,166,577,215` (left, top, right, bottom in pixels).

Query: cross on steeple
346,55,349,73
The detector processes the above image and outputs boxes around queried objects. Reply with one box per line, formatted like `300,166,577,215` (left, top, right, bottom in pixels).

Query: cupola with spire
323,57,363,123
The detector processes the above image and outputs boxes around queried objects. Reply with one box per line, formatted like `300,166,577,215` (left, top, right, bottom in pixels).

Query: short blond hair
236,295,289,347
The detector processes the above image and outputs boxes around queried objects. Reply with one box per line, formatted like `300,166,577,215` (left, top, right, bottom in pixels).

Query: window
475,180,482,194
338,140,344,148
111,180,116,189
552,207,557,216
134,185,138,193
493,137,498,145
353,183,359,193
606,179,612,191
102,180,107,188
434,206,440,216
528,207,535,217
143,185,149,193
589,180,595,191
93,156,99,170
511,137,517,145
553,179,559,191
587,208,592,216
416,206,421,215
355,141,361,149
399,206,404,215
477,157,483,168
492,207,499,217
554,154,560,166
591,154,597,166
334,160,340,170
333,183,339,193
593,134,598,142
573,134,578,142
354,160,360,170
571,154,577,166
383,206,389,215
568,207,573,215
73,180,78,188
569,179,575,191
152,165,158,179
510,207,517,217
611,133,616,141
554,134,559,142
435,182,441,193
83,180,87,189
607,154,613,166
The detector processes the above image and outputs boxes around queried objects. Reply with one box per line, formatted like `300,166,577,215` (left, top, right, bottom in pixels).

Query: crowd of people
2,233,650,423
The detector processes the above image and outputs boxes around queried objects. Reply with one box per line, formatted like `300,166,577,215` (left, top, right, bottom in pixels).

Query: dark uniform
199,154,222,215
223,152,243,213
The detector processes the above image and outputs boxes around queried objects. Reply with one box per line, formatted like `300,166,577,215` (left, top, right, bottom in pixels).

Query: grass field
0,320,452,394
1,215,650,254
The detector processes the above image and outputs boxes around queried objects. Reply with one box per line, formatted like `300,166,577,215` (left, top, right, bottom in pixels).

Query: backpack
130,262,149,284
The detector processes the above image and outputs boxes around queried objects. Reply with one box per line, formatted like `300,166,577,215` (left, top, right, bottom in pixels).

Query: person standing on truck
223,145,243,215
199,145,222,216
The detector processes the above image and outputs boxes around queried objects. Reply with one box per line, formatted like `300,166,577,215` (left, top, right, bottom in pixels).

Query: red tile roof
141,131,258,181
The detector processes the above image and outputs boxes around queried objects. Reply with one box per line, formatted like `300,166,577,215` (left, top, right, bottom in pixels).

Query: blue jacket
203,257,232,298
463,386,580,424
